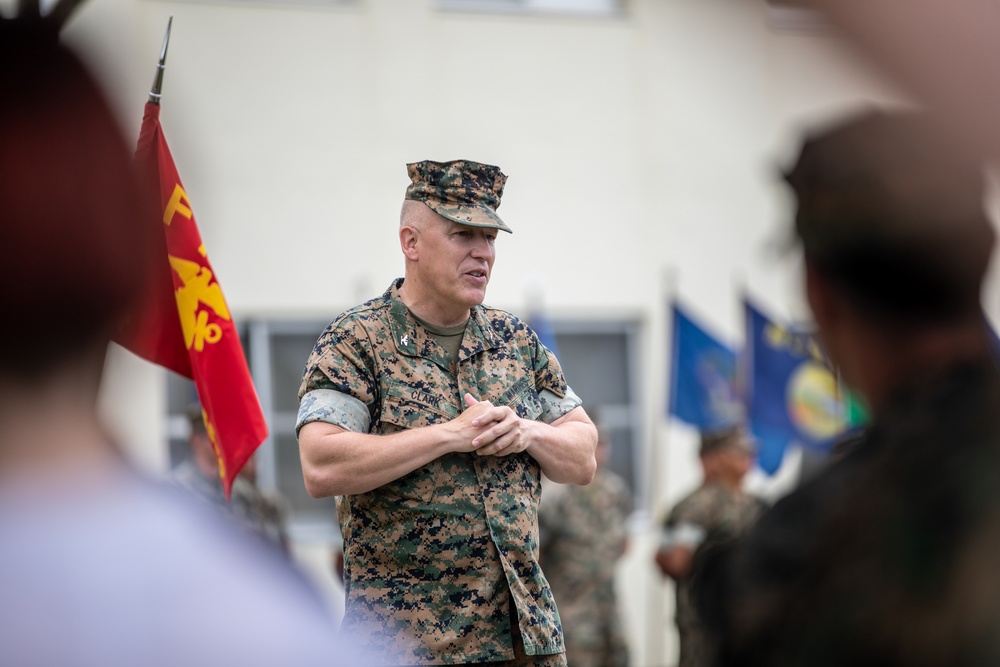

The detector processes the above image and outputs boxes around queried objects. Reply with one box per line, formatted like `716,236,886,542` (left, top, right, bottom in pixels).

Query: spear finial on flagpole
148,17,173,105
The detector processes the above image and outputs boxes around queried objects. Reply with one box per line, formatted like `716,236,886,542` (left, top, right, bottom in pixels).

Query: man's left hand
464,393,535,457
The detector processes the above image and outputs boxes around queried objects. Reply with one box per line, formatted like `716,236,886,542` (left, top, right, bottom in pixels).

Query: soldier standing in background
296,160,598,666
655,428,765,667
539,429,633,667
175,402,291,553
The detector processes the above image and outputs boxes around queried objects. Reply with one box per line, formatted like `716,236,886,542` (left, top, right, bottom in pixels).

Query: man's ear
804,258,847,365
400,225,419,261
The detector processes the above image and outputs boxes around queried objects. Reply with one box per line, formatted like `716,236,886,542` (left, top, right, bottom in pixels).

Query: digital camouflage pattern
298,279,580,665
663,483,766,667
405,160,512,233
538,470,632,667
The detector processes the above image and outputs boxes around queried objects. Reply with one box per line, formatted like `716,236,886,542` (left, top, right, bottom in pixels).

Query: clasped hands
448,392,535,457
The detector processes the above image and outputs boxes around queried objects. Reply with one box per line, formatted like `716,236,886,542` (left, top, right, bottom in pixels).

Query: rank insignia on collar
400,334,409,347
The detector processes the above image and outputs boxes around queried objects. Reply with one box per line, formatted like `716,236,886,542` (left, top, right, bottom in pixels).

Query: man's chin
460,289,488,309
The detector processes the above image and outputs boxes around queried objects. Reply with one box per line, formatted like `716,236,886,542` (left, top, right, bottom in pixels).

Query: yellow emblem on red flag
168,255,231,352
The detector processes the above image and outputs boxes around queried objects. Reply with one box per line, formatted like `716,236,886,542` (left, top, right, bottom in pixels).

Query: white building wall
57,1,917,664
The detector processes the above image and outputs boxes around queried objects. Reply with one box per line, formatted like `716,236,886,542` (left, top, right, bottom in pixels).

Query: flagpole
734,271,748,413
148,17,173,105
652,265,678,513
647,265,677,667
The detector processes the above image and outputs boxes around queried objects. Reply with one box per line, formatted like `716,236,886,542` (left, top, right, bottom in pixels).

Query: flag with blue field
667,302,742,431
745,299,844,473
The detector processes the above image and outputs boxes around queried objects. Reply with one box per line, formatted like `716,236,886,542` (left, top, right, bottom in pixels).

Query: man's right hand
299,393,506,497
300,392,571,497
441,393,506,453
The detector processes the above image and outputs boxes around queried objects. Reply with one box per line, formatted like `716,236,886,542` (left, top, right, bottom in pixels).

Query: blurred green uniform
539,469,632,667
663,483,765,667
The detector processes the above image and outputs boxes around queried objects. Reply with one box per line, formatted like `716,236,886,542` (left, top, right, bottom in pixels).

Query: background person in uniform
538,427,632,667
175,402,291,553
296,160,599,666
655,427,765,667
702,110,1000,667
0,18,356,666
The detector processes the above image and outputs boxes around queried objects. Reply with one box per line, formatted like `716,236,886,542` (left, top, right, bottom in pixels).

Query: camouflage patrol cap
186,402,207,435
405,159,512,233
699,426,754,457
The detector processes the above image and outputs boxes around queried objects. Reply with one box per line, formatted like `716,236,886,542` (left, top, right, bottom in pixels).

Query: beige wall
59,0,916,664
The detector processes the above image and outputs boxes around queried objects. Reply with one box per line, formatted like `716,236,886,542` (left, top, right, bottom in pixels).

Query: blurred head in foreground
0,21,151,378
787,109,995,412
0,20,152,471
0,22,354,667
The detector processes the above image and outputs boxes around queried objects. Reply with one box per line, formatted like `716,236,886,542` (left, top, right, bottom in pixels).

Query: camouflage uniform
230,478,290,550
538,470,632,667
297,278,582,665
662,483,765,667
173,460,290,551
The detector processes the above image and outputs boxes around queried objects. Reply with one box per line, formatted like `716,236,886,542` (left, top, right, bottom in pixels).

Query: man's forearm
526,407,598,485
299,422,454,497
298,396,504,497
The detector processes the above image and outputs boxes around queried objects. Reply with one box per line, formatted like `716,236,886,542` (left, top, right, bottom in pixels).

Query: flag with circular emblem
745,298,845,473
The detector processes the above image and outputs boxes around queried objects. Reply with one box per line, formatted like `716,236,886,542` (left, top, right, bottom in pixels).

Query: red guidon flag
116,102,268,499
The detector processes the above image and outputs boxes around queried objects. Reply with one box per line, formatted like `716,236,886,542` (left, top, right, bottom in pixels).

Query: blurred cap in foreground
784,110,995,322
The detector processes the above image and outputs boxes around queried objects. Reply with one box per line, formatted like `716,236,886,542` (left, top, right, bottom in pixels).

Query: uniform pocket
376,392,456,434
371,393,460,505
495,376,544,421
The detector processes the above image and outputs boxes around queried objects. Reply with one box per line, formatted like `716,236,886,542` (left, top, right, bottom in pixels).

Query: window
248,319,340,543
165,319,338,542
544,318,644,510
165,327,251,470
166,314,645,542
765,0,829,32
439,0,624,17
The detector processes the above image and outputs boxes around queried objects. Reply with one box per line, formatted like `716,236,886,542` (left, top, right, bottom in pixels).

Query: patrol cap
405,159,512,233
699,426,754,457
186,402,207,435
784,110,994,319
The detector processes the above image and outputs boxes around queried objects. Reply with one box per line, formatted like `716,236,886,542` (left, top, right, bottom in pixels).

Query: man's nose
470,234,492,257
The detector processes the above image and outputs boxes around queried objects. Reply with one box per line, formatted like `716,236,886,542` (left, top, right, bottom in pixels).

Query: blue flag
745,299,844,473
668,302,742,431
528,310,559,357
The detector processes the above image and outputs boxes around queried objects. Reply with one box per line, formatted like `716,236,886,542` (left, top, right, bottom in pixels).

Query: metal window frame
547,316,646,511
239,314,648,540
438,0,625,17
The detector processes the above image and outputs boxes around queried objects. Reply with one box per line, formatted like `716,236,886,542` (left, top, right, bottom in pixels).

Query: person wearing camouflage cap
654,427,765,667
700,111,1000,667
297,160,598,666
